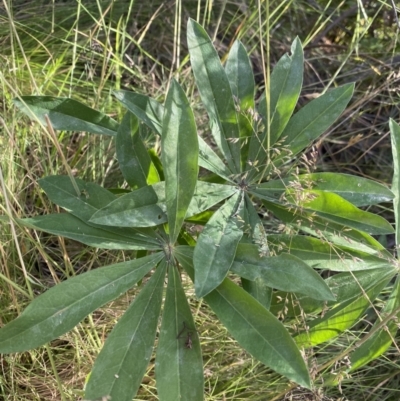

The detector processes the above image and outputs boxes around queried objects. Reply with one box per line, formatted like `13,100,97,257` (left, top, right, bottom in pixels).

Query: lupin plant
1,18,399,401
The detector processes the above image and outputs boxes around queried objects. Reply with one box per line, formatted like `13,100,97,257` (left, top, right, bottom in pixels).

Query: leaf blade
187,18,241,173
85,260,166,401
162,80,199,242
14,96,119,136
0,253,163,353
156,264,204,401
194,192,243,298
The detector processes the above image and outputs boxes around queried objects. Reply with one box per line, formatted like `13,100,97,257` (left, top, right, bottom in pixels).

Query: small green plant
1,18,399,400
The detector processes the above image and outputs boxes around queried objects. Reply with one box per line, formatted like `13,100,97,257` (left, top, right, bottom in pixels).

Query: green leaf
225,40,255,169
91,183,167,227
250,37,303,171
85,260,166,401
267,234,393,272
232,244,335,301
390,118,400,246
290,190,394,235
187,18,241,173
162,80,199,243
269,268,394,319
350,277,400,371
254,173,394,207
175,246,311,389
90,181,236,228
14,96,119,136
18,214,161,250
113,90,163,135
0,252,163,353
114,89,231,179
194,192,244,298
156,264,203,401
198,136,234,180
262,199,389,256
241,278,272,310
295,268,395,347
116,112,160,188
278,83,354,161
39,175,117,221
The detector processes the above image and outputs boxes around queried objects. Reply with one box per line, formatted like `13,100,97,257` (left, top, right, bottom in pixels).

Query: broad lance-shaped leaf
289,190,394,235
113,90,164,135
85,260,166,401
18,214,161,250
349,276,400,372
14,96,119,136
116,112,159,188
295,267,396,348
225,40,255,169
90,181,236,228
175,246,311,389
266,234,393,272
162,80,199,243
194,192,244,298
390,118,400,245
114,89,232,180
262,200,390,256
253,172,394,207
0,252,163,353
269,267,396,318
156,264,203,401
269,83,354,172
250,37,303,178
187,18,241,173
232,244,335,301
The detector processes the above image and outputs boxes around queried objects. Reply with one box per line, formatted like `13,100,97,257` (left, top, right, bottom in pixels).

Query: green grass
1,0,400,400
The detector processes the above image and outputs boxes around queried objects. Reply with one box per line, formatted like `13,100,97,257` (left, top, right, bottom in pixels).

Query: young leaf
116,112,160,188
262,199,391,256
194,192,244,298
267,234,393,272
349,277,400,371
156,264,203,401
85,260,166,401
0,252,163,353
14,96,119,136
232,244,335,301
250,37,303,173
175,246,311,389
18,213,161,250
290,190,394,235
225,40,255,168
253,172,394,207
295,269,395,348
187,18,241,173
162,80,199,243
